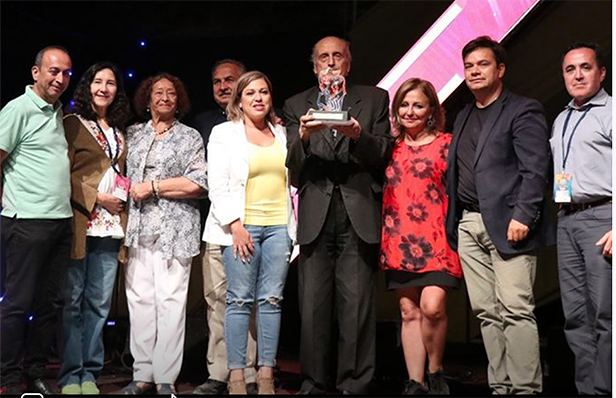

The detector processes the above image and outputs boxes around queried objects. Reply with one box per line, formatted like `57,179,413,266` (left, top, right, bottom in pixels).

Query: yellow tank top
244,139,287,226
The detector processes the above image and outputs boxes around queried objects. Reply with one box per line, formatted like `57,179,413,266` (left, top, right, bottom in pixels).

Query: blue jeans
58,237,120,387
223,225,291,369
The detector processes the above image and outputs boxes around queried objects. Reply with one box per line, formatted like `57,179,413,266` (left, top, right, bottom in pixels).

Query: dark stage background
0,1,611,124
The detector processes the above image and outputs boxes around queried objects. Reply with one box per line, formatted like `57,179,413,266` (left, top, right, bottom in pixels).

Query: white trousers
125,235,192,384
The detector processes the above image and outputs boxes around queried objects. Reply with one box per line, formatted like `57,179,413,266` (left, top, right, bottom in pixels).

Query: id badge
113,174,131,202
554,172,572,203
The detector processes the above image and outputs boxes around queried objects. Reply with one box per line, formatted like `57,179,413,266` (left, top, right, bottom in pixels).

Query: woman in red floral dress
380,78,462,395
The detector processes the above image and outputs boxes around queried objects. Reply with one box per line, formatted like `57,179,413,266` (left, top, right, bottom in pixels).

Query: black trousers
0,217,72,386
298,189,378,394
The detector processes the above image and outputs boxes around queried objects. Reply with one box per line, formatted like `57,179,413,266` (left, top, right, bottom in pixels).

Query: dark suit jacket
445,89,552,255
189,107,228,160
187,107,228,232
284,84,394,246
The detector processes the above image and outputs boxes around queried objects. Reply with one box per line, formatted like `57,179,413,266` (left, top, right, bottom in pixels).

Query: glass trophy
311,67,352,126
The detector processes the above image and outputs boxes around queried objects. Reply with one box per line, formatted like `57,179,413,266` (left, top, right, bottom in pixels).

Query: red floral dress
379,133,462,280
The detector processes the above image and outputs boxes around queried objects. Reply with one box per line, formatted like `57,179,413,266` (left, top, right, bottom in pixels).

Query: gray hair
211,59,247,79
310,36,352,67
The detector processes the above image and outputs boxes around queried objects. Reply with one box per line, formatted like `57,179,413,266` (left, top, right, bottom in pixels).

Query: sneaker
61,384,82,395
427,371,450,395
81,381,100,395
26,378,57,395
193,379,227,395
403,380,429,395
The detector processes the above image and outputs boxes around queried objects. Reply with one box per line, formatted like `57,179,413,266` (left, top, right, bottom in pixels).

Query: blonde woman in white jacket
203,71,296,395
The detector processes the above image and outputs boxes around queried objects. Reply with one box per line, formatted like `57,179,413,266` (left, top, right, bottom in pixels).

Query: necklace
155,120,176,135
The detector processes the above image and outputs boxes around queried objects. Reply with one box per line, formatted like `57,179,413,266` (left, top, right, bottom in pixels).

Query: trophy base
308,109,352,126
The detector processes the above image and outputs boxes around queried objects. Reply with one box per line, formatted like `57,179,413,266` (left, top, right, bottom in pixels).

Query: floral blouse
124,120,207,260
77,115,125,238
380,133,462,278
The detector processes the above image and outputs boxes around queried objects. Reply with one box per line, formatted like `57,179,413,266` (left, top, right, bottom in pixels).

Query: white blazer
203,120,297,246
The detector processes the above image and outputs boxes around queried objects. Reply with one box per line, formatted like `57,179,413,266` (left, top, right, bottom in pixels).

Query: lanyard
94,121,121,174
560,107,590,171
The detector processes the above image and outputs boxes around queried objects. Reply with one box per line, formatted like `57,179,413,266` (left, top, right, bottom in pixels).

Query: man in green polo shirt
0,45,73,395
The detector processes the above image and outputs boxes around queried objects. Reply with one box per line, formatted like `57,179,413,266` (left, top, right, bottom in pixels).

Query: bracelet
151,180,157,198
155,179,162,198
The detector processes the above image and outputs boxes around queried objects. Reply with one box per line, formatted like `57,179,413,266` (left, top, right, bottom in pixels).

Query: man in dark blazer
445,36,551,395
284,36,393,395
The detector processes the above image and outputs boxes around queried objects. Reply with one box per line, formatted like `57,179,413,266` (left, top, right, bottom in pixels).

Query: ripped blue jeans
222,224,291,369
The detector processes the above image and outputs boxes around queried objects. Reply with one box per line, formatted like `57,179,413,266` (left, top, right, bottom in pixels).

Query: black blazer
284,84,394,246
445,89,552,255
189,108,228,159
187,108,228,232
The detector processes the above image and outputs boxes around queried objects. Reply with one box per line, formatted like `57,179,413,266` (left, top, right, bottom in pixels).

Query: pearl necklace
155,120,176,135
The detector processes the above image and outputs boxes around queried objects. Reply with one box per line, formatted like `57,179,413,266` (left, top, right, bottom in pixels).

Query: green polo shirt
0,86,72,219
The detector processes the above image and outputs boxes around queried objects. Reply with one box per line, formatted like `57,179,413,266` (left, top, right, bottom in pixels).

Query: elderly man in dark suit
284,36,393,395
445,36,551,395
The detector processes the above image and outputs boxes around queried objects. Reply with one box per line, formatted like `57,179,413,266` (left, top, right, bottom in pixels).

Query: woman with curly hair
379,78,462,395
120,73,207,395
58,62,131,395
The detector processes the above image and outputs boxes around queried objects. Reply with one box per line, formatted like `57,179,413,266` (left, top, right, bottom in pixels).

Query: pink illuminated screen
377,0,541,102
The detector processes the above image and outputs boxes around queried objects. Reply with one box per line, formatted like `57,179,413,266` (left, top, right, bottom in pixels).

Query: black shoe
246,382,258,395
403,380,429,395
296,381,325,395
427,371,449,395
26,378,56,395
296,389,323,395
1,384,23,395
193,379,227,395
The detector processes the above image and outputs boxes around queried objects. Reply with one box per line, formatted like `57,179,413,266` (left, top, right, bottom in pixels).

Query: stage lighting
378,0,541,102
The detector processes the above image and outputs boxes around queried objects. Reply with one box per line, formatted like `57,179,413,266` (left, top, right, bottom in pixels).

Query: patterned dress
124,120,208,260
379,133,462,289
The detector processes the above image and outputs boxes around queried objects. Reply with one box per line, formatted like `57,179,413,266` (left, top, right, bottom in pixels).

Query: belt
461,202,480,213
561,197,611,215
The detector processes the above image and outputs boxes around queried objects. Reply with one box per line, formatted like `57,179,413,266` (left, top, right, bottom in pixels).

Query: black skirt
385,270,461,290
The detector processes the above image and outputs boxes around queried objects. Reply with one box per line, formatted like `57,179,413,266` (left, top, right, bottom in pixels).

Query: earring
427,116,434,128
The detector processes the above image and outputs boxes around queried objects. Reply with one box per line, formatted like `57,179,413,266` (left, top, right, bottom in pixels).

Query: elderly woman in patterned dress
120,73,207,395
